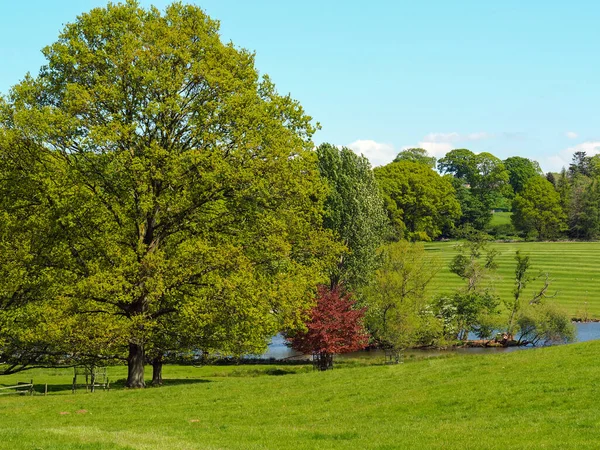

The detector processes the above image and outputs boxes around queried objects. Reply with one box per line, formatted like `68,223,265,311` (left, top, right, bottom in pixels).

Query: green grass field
488,211,512,226
425,241,600,319
2,342,600,449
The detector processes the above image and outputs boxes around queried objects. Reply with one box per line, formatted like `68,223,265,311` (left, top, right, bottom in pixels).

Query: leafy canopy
316,143,387,289
1,1,337,383
512,177,567,240
364,241,441,350
394,148,436,168
375,161,461,241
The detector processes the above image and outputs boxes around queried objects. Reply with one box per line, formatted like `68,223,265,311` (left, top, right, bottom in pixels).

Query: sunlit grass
1,341,600,449
426,241,600,319
488,211,512,226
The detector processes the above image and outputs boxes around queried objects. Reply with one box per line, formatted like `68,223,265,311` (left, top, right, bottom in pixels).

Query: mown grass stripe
425,241,600,318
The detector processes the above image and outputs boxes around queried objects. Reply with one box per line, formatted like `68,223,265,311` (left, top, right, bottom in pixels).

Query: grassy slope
425,241,600,319
2,343,600,449
488,211,512,226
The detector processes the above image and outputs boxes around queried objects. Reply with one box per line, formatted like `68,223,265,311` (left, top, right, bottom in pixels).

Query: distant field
425,241,600,319
489,211,512,226
3,342,600,449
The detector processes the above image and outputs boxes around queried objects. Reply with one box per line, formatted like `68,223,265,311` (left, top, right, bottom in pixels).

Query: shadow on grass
36,378,212,394
263,368,298,376
154,378,212,387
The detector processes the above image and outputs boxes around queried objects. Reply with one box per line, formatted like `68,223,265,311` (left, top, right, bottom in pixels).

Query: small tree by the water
287,286,369,370
434,232,501,341
507,251,575,345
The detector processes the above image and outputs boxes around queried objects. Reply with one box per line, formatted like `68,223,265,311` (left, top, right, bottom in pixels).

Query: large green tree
438,149,510,228
566,176,600,240
364,241,441,352
449,177,491,230
434,234,500,341
315,144,387,290
512,177,567,240
393,148,436,168
2,2,336,387
437,148,479,182
503,156,542,194
375,161,461,241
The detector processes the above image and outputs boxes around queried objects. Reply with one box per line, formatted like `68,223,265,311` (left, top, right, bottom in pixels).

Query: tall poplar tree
315,144,387,290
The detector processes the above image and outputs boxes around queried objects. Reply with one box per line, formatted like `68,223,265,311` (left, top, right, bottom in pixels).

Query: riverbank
262,322,600,361
2,340,600,448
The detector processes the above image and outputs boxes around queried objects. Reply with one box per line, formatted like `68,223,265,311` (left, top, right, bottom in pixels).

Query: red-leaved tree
288,285,369,370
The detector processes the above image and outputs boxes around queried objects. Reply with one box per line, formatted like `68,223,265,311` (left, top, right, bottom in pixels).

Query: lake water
259,322,600,360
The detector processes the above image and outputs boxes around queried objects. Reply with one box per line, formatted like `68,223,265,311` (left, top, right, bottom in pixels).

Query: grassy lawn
425,241,600,319
488,211,512,226
1,342,600,449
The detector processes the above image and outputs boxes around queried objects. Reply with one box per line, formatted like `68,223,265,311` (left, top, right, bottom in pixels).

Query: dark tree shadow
35,378,212,394
264,368,298,376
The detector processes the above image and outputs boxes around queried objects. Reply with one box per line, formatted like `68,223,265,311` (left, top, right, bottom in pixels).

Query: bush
516,304,575,345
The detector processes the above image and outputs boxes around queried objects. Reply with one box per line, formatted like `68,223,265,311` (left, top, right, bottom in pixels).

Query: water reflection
260,322,600,361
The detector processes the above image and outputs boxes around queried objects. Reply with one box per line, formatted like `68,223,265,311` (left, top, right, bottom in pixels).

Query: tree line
379,146,600,242
0,1,575,382
287,146,574,370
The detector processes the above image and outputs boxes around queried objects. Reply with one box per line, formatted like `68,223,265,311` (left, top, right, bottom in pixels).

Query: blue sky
2,1,600,172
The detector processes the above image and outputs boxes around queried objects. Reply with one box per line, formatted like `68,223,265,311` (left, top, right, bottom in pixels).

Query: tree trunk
151,357,163,386
90,368,96,393
126,342,146,388
316,352,333,371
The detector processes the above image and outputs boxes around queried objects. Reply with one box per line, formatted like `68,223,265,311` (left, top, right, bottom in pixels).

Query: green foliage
1,1,338,383
512,177,567,240
516,304,575,345
439,149,511,229
450,177,492,230
502,250,574,345
566,176,600,240
473,152,511,201
434,291,500,341
375,161,461,241
393,147,436,168
363,241,441,350
503,156,542,194
506,251,531,333
315,143,387,289
448,233,498,290
486,212,518,239
436,235,500,340
556,168,571,211
437,148,479,181
568,151,592,178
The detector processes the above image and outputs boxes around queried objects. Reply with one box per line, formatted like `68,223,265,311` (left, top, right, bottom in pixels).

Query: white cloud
571,141,600,155
414,141,454,158
346,131,502,168
422,131,492,143
566,131,578,139
423,132,461,143
347,139,396,167
466,132,493,141
408,131,494,160
544,141,600,172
